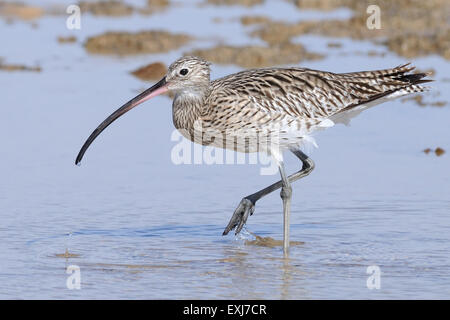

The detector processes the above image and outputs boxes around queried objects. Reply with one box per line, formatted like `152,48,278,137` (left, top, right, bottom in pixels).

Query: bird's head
74,56,211,165
165,56,211,94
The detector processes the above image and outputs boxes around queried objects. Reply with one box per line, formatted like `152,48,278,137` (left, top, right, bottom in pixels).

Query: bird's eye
179,68,189,76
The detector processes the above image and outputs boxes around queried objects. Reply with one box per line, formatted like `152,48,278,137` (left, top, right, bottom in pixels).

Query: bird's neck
172,88,209,134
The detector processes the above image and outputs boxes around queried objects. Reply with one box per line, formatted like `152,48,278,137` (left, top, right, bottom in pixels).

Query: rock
240,15,271,25
78,1,133,16
0,3,43,20
85,31,192,55
205,0,264,7
131,62,167,81
0,59,41,72
58,36,77,43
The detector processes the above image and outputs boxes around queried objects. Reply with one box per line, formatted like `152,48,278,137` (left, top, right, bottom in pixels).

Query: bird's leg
223,149,314,236
278,160,292,256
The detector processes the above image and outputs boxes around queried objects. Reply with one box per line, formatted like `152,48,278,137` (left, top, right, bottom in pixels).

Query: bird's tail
328,63,433,125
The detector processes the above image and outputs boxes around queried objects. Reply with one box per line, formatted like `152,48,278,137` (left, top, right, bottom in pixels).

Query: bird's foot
223,198,255,235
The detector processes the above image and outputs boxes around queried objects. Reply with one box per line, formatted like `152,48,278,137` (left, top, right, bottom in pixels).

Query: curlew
75,56,431,255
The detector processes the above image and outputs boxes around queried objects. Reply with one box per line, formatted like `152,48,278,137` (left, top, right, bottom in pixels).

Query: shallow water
1,0,449,299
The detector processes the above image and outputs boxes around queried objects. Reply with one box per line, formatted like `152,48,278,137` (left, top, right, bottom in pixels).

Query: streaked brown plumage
167,57,430,156
75,56,431,255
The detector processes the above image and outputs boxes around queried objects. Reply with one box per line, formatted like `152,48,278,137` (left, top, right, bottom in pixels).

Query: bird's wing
204,64,431,130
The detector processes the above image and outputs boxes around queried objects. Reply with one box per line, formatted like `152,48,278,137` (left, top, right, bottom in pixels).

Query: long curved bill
75,77,168,165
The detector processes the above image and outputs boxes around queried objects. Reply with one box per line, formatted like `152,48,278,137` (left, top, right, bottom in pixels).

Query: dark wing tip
391,63,434,85
398,72,434,85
